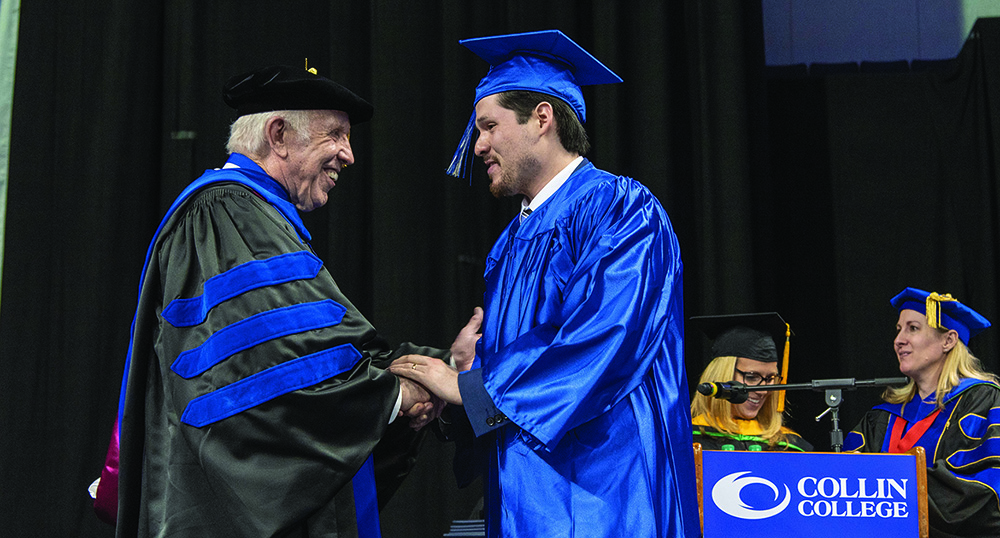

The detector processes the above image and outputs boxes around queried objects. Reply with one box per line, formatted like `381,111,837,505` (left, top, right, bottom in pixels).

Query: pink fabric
94,422,119,524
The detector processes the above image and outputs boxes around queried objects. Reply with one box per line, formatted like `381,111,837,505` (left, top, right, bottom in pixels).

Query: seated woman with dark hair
690,313,812,452
846,288,1000,536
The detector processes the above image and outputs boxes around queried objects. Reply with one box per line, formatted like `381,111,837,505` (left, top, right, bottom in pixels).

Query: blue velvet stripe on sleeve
945,436,1000,499
170,300,347,379
161,251,324,328
947,407,1000,492
116,158,312,427
180,343,363,427
843,431,865,451
957,406,1000,440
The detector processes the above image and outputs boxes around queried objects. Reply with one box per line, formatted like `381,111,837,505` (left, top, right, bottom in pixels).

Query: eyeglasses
734,368,783,386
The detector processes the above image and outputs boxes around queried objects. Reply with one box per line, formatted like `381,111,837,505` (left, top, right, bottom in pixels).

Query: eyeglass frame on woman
734,367,783,386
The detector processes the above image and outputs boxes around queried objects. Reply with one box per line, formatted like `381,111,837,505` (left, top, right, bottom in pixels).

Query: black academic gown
846,380,1000,537
115,154,444,538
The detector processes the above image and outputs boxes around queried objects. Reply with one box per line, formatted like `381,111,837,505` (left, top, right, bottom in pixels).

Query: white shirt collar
520,156,584,220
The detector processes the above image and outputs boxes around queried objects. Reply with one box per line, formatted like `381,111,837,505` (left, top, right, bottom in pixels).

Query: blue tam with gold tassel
890,287,991,345
446,29,622,179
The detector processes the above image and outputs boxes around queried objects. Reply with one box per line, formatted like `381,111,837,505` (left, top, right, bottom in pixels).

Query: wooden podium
694,443,928,537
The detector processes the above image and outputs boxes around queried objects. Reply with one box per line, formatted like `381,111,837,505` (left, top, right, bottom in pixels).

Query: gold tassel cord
926,292,958,330
777,322,790,413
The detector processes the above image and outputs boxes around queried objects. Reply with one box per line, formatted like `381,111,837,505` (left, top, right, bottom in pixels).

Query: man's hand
391,355,463,405
397,377,441,430
399,376,432,414
450,307,483,372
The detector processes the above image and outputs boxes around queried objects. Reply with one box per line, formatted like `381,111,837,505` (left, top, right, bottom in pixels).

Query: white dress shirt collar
520,156,584,221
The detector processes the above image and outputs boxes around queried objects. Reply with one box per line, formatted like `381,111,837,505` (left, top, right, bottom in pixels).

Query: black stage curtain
4,1,996,537
2,2,755,536
764,19,1000,448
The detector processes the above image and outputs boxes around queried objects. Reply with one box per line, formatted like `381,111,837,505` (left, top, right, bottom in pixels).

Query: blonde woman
845,288,1000,536
690,313,812,452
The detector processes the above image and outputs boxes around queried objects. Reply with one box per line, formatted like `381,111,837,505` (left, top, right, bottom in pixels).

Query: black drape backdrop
764,18,1000,451
3,1,999,536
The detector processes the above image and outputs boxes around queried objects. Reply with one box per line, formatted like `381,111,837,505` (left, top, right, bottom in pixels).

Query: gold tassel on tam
777,322,790,413
926,292,957,330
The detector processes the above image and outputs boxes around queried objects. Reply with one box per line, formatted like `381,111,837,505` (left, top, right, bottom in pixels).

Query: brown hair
496,90,590,155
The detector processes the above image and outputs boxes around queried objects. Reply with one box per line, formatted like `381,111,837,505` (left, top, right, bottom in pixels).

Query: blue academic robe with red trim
846,378,1000,536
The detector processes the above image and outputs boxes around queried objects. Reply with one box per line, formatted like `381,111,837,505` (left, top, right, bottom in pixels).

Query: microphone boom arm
722,377,909,394
697,377,908,452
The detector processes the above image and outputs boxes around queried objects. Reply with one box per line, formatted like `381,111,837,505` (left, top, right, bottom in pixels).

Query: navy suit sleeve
458,368,509,437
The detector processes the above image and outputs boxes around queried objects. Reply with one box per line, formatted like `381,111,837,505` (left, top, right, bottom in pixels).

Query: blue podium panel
702,451,922,537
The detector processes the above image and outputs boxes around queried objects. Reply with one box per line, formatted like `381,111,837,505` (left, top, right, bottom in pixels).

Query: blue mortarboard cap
447,30,622,179
890,287,991,345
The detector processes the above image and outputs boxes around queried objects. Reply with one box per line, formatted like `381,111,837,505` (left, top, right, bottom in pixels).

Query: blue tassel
446,111,477,183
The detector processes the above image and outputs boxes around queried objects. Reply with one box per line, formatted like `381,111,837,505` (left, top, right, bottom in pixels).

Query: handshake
390,307,482,430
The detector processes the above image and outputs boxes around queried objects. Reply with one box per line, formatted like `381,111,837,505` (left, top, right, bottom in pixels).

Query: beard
488,152,542,198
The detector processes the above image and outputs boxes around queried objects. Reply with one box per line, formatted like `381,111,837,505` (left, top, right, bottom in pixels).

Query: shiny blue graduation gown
472,160,700,537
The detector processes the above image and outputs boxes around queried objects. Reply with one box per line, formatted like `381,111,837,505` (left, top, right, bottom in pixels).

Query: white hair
226,109,317,158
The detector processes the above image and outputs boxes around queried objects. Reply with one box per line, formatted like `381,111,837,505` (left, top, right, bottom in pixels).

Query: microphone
697,382,749,404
